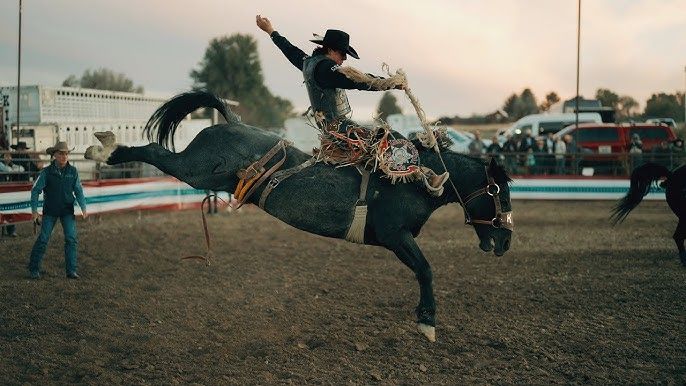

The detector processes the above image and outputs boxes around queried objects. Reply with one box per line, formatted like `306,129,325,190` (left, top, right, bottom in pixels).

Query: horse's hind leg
381,231,437,342
673,219,686,266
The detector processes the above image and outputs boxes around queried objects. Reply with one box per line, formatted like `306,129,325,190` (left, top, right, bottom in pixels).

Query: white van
498,112,602,140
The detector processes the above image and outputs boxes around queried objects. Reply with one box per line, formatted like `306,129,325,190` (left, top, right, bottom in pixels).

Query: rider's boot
424,171,449,197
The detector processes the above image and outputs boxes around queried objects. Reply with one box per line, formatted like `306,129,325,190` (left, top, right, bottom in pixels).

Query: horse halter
458,166,514,231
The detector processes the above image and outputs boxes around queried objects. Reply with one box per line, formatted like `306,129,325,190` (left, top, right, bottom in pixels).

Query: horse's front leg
380,231,436,342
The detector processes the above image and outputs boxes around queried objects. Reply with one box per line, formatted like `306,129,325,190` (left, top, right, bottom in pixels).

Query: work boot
424,171,450,197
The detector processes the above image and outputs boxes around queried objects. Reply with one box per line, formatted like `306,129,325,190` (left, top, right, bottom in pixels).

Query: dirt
1,200,685,384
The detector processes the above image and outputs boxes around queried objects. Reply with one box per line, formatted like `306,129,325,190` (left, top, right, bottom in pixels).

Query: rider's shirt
270,31,386,120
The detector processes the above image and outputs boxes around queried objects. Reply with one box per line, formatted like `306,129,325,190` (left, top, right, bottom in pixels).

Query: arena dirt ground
1,200,685,385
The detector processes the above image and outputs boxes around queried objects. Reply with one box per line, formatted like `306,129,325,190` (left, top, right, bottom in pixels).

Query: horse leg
673,219,686,266
381,231,437,342
85,131,231,190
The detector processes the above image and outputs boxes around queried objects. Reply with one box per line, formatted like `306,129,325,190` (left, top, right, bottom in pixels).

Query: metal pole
683,65,685,127
575,0,581,128
574,0,581,174
14,0,22,146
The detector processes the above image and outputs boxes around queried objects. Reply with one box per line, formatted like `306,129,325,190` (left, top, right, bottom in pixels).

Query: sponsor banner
510,177,665,200
0,177,229,225
0,176,666,225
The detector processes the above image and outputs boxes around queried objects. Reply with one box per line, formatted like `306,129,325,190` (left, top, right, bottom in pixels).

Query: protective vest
41,162,78,216
302,54,351,121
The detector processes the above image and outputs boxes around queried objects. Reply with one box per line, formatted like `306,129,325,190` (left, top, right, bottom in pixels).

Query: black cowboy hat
10,141,29,150
310,29,359,59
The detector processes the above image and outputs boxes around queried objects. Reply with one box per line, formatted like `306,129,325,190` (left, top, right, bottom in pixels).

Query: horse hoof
85,131,118,162
94,131,117,147
417,323,436,342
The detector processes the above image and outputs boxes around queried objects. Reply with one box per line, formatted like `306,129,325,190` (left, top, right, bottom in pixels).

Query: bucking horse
84,91,514,341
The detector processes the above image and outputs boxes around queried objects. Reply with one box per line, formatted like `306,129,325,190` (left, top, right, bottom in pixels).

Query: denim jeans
28,214,78,274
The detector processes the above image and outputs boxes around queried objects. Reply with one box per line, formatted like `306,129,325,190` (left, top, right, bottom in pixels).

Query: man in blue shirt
28,141,87,279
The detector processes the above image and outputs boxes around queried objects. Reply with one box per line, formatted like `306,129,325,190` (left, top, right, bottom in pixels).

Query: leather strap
233,140,288,210
259,158,316,209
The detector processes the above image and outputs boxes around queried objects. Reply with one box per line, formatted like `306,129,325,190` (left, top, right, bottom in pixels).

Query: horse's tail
144,91,239,151
611,163,670,225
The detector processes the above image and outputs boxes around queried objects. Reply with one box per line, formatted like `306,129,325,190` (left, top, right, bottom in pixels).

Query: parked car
645,118,677,129
497,112,603,143
557,122,677,154
556,122,678,174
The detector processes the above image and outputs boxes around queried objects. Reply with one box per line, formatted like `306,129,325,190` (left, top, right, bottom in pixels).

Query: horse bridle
455,166,514,231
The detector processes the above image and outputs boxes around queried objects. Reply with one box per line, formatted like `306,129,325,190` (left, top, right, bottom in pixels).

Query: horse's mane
421,146,512,185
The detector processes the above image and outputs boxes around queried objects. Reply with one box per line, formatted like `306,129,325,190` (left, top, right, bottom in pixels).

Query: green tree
644,92,685,122
190,33,293,127
376,91,402,122
62,68,144,93
502,93,518,119
538,91,560,112
617,95,639,120
502,89,539,120
595,88,619,109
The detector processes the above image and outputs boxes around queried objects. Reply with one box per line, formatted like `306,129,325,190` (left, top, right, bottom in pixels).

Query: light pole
683,65,685,127
14,0,23,146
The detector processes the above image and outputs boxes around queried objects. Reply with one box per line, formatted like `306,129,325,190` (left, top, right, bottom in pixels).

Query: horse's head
447,156,513,256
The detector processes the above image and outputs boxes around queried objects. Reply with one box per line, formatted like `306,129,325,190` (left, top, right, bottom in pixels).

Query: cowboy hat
10,141,29,150
46,141,74,155
310,29,359,59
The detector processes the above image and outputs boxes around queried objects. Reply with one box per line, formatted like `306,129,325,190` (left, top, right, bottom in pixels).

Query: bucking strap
233,140,288,210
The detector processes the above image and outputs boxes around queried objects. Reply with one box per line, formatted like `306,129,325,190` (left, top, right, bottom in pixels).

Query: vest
302,54,351,121
41,161,78,216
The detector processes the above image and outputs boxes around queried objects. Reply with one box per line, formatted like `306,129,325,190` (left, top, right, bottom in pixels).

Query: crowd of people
468,129,685,176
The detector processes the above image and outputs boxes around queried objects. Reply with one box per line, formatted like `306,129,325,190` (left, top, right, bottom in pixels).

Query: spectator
518,129,535,153
468,130,485,157
11,141,41,181
629,133,643,169
28,141,87,280
563,134,579,174
651,140,672,168
554,135,567,175
532,138,547,175
670,138,685,166
501,133,518,174
1,153,25,237
485,135,503,161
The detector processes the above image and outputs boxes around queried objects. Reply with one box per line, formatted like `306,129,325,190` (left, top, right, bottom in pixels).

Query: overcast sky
1,0,685,120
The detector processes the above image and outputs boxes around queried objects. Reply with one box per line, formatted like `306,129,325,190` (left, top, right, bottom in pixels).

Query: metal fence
0,151,164,183
1,150,685,184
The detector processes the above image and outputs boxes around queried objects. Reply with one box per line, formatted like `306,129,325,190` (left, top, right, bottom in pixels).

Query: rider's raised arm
270,31,308,71
314,59,386,91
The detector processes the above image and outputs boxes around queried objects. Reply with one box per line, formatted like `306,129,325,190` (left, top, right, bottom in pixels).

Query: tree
617,95,639,120
62,68,144,93
376,91,402,122
538,91,560,112
190,33,293,127
644,92,685,122
502,89,539,120
502,93,518,118
595,88,619,109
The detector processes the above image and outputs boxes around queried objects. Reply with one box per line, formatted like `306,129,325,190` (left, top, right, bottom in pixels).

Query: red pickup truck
556,122,677,154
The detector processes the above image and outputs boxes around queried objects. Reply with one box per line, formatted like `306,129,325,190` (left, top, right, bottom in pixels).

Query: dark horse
611,162,686,266
84,92,513,341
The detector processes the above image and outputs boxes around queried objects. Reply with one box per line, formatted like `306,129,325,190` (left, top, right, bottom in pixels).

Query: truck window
575,127,620,142
540,120,597,135
630,127,669,140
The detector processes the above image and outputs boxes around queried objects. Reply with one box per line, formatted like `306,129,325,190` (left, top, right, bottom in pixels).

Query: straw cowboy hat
310,29,360,59
46,141,74,156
